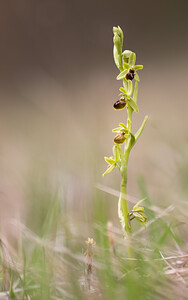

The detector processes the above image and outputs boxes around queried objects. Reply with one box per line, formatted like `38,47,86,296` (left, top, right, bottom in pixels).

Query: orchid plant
103,26,148,236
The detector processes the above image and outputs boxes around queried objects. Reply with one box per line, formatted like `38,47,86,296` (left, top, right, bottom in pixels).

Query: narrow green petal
135,65,143,70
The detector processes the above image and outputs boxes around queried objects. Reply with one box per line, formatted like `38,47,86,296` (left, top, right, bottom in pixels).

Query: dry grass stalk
84,238,96,290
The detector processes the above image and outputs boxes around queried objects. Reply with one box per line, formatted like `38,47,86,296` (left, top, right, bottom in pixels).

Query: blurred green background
0,0,187,232
0,1,188,298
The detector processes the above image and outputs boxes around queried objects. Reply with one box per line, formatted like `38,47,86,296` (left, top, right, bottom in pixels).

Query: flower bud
114,132,126,144
113,98,126,110
113,26,123,70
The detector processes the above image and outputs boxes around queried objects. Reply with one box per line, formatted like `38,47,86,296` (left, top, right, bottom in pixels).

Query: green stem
118,163,130,233
118,160,134,259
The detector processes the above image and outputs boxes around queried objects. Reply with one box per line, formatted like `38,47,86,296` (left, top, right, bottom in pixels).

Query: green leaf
129,52,136,66
102,164,116,177
119,87,127,95
116,69,127,80
135,116,148,141
133,80,138,104
127,98,139,112
104,156,115,165
134,72,140,82
113,145,120,162
129,132,136,148
135,65,143,70
127,80,133,96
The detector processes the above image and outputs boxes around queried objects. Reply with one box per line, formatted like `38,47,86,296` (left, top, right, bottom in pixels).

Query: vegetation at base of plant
103,26,148,235
0,166,187,299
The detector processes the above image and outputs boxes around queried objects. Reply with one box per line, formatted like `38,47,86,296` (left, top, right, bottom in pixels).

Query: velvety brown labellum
113,98,126,110
126,72,135,81
114,132,126,144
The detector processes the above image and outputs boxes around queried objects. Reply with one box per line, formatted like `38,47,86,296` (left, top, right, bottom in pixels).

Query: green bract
103,26,148,239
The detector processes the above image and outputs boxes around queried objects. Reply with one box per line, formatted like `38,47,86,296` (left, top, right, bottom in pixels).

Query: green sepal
112,127,122,132
132,198,147,225
127,98,139,112
133,212,147,224
134,206,145,214
102,164,116,177
122,50,132,59
134,72,140,82
119,122,128,131
128,52,136,66
104,156,115,165
133,198,147,211
116,69,127,80
135,65,143,71
123,62,130,69
119,87,127,95
112,123,129,133
127,80,133,96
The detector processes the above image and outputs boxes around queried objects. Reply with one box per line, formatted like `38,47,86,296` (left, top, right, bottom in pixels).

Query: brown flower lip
114,132,126,144
113,98,126,110
126,72,135,81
